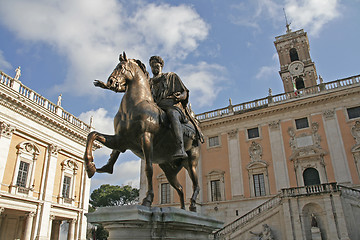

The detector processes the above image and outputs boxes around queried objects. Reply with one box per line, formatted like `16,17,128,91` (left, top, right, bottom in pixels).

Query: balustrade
0,71,90,131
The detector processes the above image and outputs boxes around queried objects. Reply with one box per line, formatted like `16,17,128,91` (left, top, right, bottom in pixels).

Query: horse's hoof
189,205,197,212
86,162,96,178
96,164,114,174
141,198,152,208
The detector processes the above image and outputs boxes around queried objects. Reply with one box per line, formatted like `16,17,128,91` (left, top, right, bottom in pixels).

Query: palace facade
142,28,360,239
0,71,93,240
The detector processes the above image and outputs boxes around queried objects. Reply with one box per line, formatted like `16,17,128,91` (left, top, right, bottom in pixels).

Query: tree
90,184,139,208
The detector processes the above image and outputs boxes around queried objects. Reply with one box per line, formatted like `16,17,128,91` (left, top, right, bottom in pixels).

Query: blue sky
0,0,359,191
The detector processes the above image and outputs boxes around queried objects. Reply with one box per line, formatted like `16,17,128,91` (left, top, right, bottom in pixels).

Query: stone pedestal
86,205,223,240
311,227,322,240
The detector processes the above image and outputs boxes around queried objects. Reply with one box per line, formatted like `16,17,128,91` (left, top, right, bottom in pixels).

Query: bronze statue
84,52,201,211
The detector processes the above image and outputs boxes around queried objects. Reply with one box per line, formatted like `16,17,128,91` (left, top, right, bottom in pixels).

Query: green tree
90,184,139,207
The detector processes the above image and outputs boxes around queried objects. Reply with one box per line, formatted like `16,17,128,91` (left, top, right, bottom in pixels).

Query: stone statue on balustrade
14,66,21,80
249,224,274,240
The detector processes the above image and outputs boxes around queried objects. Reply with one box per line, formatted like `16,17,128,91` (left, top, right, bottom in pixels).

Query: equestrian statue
83,52,203,211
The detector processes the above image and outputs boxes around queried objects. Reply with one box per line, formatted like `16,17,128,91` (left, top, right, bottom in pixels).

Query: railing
281,182,338,197
0,71,91,131
338,185,360,199
197,74,360,121
213,194,282,239
213,183,342,239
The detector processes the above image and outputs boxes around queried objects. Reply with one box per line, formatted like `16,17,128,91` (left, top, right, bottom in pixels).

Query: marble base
311,227,322,240
86,205,223,240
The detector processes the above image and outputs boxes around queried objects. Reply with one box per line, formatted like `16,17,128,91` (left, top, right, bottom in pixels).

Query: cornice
200,86,360,130
0,88,90,146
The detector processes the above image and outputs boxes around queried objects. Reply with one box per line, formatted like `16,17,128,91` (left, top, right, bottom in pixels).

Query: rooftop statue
84,52,203,211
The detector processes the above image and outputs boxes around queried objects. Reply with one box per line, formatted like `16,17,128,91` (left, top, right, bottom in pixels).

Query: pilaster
268,121,290,191
0,121,16,183
227,129,244,197
322,109,351,184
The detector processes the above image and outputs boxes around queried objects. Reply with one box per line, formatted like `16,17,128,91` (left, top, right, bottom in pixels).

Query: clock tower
274,26,318,92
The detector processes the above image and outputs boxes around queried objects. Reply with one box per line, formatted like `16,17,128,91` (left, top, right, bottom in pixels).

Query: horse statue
84,52,201,211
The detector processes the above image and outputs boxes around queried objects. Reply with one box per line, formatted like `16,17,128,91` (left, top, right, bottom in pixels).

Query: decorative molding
351,121,360,145
269,120,280,130
249,141,263,162
0,121,16,139
227,129,238,139
26,212,36,218
322,109,335,120
48,144,60,156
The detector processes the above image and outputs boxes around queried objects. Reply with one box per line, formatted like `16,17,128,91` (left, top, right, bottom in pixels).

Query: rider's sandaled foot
172,148,188,160
96,163,114,174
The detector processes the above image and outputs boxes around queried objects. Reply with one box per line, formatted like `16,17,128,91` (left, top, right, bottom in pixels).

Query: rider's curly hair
149,56,164,67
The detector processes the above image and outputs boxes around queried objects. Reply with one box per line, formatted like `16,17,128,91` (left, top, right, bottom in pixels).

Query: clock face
288,61,304,75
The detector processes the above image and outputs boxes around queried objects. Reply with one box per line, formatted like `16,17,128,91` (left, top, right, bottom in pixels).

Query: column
48,215,55,239
268,121,290,191
0,207,5,231
67,218,77,240
227,129,244,197
0,121,16,182
322,109,351,184
23,212,35,240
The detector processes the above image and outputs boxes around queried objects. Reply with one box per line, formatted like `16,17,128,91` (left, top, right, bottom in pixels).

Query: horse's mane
134,59,149,79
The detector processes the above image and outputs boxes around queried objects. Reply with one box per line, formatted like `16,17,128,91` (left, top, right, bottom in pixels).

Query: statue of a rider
149,56,203,160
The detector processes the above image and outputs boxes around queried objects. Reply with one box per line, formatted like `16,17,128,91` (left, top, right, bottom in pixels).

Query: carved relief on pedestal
0,121,16,139
351,121,360,145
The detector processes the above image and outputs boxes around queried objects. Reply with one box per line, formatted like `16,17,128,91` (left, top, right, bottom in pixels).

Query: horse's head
107,52,149,92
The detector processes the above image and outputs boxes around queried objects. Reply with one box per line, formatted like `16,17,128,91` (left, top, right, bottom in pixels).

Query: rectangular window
247,127,259,139
62,176,71,198
347,106,360,119
295,117,309,129
16,161,29,188
161,183,171,204
208,136,220,147
210,180,221,201
253,174,266,197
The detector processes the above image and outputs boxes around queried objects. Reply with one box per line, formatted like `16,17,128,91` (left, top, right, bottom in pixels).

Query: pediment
290,146,326,161
246,160,268,170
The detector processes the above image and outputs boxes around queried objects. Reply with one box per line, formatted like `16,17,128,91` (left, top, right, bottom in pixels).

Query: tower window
303,168,320,186
295,77,305,90
347,106,360,119
290,48,299,62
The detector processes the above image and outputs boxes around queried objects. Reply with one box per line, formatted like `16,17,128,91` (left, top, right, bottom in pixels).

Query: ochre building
0,71,92,240
142,28,360,239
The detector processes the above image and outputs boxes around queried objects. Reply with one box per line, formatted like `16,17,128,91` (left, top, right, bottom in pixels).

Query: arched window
295,77,305,90
303,168,320,186
290,48,299,62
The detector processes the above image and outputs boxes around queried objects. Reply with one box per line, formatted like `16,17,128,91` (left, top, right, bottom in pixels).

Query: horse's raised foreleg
186,147,200,212
160,163,185,209
84,131,120,178
140,132,154,207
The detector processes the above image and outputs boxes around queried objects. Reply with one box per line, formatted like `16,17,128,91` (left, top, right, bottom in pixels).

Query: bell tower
274,24,318,93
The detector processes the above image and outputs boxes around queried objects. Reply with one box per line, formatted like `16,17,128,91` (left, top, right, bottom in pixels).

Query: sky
0,0,359,192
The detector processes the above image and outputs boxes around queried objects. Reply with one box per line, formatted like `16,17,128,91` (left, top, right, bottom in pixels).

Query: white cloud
90,158,141,192
176,62,227,108
256,65,278,79
0,0,209,96
230,0,341,36
285,0,340,36
0,50,12,71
